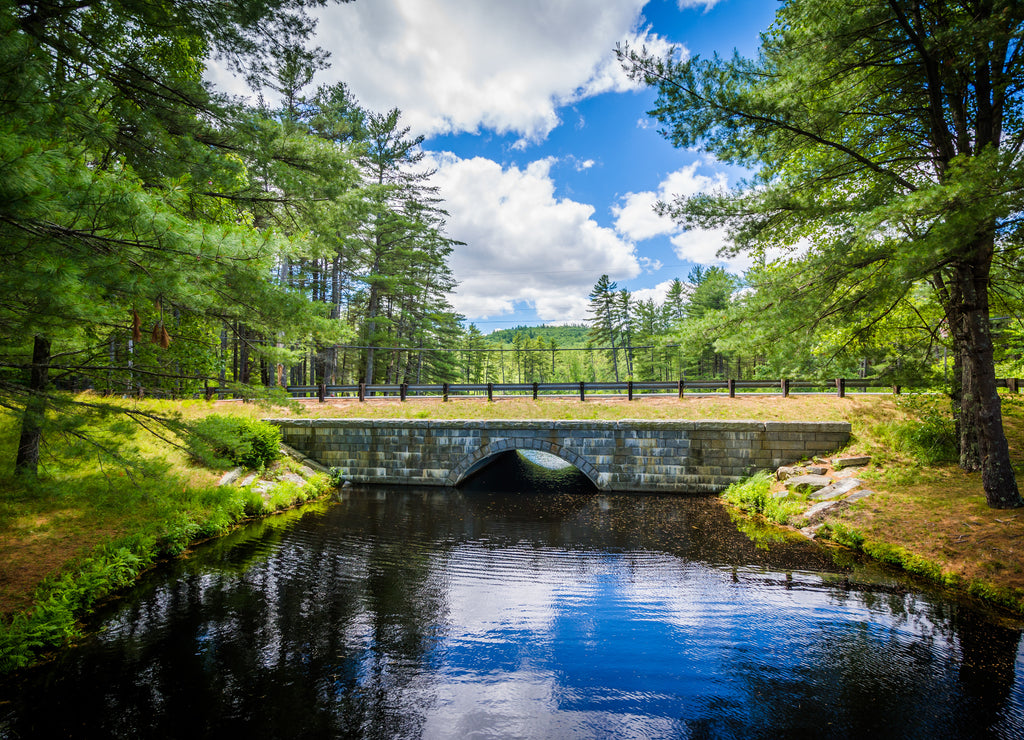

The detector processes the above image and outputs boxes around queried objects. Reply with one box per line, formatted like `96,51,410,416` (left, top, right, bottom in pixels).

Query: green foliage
876,395,958,465
488,325,590,347
0,468,333,672
189,414,281,469
0,536,159,672
620,0,1024,507
722,471,803,525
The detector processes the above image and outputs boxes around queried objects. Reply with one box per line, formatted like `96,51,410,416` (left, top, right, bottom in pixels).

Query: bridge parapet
267,418,851,494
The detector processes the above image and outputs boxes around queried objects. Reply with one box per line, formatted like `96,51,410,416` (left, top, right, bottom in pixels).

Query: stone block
785,474,832,492
834,455,871,469
809,478,862,500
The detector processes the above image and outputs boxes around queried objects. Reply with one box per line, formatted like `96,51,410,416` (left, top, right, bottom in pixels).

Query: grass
722,471,806,526
3,387,1024,668
0,396,334,671
716,391,1024,614
265,391,910,423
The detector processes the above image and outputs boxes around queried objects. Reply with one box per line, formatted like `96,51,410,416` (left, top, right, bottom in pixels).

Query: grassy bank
0,397,334,672
2,390,1023,671
719,393,1024,614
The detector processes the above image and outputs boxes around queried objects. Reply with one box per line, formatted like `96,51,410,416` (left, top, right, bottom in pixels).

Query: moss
818,523,1024,614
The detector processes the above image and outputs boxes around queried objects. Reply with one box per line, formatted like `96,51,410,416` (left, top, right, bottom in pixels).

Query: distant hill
487,324,590,348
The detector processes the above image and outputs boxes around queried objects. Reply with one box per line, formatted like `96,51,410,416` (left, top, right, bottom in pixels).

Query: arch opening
455,448,598,494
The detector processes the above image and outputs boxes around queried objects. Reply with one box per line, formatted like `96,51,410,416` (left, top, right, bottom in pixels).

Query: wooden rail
202,377,1024,402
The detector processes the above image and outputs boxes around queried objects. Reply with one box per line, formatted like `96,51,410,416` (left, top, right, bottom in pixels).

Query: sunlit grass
0,397,332,671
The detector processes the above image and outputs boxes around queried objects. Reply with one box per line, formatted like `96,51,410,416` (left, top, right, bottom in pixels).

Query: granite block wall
268,418,851,493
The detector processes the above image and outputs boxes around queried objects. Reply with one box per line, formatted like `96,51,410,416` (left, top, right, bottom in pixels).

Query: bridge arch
446,437,604,490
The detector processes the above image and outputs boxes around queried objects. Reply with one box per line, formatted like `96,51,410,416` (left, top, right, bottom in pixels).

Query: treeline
582,265,1024,387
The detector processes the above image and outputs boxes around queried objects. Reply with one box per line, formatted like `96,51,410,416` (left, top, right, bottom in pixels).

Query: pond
2,455,1023,739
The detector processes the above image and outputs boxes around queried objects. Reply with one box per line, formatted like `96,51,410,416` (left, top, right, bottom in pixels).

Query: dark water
2,460,1024,738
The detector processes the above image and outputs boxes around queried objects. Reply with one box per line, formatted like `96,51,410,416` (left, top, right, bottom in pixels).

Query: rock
809,478,863,501
834,455,871,469
804,465,829,476
832,467,863,480
342,480,352,488
785,474,832,492
776,466,803,481
280,472,306,486
238,473,259,487
218,467,243,486
804,499,841,519
297,465,316,478
844,489,874,503
800,523,825,539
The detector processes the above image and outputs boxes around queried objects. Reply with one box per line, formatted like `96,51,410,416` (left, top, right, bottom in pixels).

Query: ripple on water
2,488,1022,740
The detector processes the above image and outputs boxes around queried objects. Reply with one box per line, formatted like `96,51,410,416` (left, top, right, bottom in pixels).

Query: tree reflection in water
1,482,1022,739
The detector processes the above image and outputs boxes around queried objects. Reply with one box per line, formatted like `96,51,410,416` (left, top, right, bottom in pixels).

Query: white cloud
631,279,676,305
677,0,724,9
302,0,676,140
612,161,729,242
427,153,640,321
612,161,753,271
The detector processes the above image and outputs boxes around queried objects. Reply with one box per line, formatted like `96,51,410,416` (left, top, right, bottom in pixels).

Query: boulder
804,499,841,520
218,467,243,486
776,466,803,481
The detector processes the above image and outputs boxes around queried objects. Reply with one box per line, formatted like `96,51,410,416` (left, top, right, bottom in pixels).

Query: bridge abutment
267,418,851,493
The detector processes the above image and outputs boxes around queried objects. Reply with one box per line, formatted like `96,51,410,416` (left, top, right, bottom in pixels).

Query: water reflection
1,486,1022,739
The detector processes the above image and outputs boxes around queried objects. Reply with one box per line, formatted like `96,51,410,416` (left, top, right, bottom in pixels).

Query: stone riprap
267,419,851,494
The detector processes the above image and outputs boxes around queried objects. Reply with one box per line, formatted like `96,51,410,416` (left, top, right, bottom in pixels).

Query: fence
203,377,1024,402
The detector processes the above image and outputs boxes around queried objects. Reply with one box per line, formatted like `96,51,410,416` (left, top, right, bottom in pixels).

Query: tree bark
15,334,52,477
951,253,1022,508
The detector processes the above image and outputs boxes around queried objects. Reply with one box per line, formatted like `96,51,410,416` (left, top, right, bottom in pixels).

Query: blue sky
211,0,779,333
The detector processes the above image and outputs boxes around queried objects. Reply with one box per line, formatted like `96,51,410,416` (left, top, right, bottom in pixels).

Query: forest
3,0,1024,507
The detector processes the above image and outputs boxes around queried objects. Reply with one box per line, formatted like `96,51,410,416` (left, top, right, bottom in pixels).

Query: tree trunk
363,283,380,385
15,334,52,477
955,340,981,471
952,255,1021,508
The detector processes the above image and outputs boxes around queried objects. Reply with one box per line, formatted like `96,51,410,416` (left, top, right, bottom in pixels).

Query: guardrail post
892,384,902,395
627,380,633,401
317,383,326,402
204,383,214,401
487,382,494,401
533,382,539,400
358,383,365,402
443,383,449,402
678,380,684,399
579,381,586,402
836,378,846,397
400,383,407,401
728,379,736,398
1009,378,1020,394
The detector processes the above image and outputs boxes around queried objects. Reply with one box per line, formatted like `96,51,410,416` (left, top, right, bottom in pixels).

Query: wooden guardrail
202,377,1024,402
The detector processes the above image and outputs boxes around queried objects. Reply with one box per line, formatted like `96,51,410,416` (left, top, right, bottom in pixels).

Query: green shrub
878,394,958,465
722,471,803,525
189,415,281,469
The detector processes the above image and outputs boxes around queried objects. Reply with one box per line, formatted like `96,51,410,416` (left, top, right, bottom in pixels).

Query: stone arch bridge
268,419,851,493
